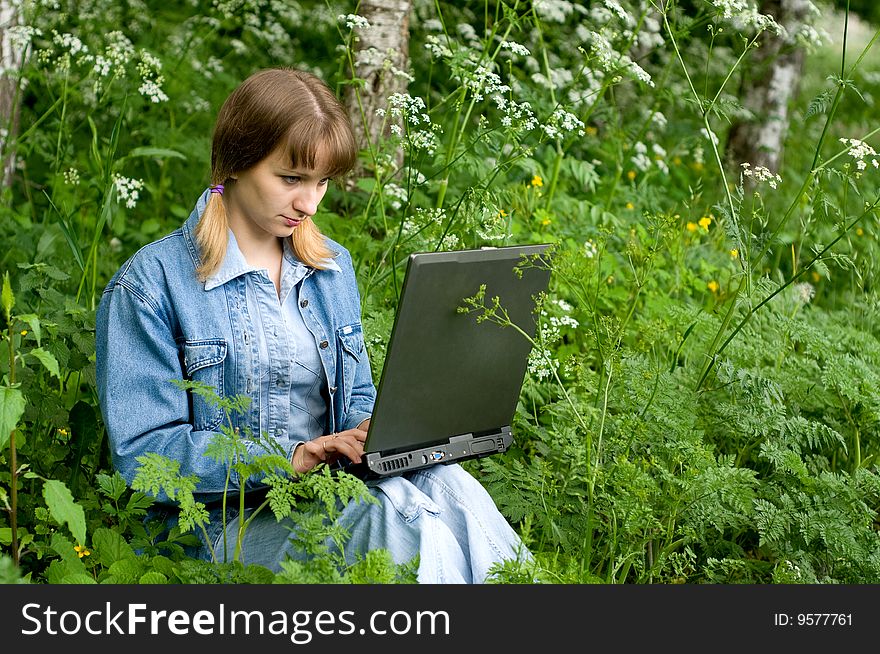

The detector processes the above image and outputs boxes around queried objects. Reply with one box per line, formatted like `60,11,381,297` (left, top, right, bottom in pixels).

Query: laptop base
331,427,513,480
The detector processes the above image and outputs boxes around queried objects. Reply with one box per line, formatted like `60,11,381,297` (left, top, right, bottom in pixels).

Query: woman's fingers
293,432,368,475
323,432,364,463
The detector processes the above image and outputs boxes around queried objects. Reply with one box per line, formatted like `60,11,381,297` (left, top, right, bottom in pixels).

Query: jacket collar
183,187,342,292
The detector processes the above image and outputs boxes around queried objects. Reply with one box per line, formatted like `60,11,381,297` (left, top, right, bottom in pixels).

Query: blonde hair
195,68,357,281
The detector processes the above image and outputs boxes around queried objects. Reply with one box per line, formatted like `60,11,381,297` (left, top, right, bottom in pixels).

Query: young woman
95,67,530,583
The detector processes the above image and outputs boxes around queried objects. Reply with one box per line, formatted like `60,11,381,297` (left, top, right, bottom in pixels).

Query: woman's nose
293,187,320,217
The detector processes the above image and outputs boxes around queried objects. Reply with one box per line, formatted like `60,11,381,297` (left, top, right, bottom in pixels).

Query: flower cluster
383,183,408,211
338,13,371,30
710,0,782,34
113,174,145,209
628,141,669,176
384,93,441,154
839,138,880,175
588,30,654,88
542,108,585,139
500,40,531,57
493,95,538,133
137,51,169,103
63,168,80,186
584,239,598,258
7,25,42,51
740,162,781,189
792,282,815,305
92,31,135,79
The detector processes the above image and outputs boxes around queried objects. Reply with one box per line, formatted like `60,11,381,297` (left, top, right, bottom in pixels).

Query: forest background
2,0,880,584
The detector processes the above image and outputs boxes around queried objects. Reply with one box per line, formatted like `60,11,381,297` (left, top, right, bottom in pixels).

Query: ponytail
194,190,229,282
291,218,335,269
194,189,335,281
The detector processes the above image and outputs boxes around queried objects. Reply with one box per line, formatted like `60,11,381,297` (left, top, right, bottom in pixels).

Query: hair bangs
284,115,357,179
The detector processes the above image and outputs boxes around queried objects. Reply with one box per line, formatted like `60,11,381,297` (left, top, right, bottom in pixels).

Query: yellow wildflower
626,170,636,181
498,209,508,218
692,161,704,172
707,280,719,293
625,202,634,210
541,218,551,226
686,222,698,232
74,545,91,558
672,156,682,166
585,126,598,136
856,227,864,236
58,427,69,436
698,215,712,230
20,330,28,336
730,249,739,259
811,271,821,282
530,175,543,187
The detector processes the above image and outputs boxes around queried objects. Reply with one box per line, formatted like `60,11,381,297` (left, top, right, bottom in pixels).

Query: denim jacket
95,189,376,504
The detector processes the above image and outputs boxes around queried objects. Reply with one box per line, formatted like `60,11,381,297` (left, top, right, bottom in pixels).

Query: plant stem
7,322,18,566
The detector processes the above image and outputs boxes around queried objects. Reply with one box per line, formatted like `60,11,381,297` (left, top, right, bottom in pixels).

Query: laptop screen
365,244,552,455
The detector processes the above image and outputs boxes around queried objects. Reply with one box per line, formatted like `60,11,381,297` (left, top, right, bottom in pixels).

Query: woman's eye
319,178,331,186
282,176,301,184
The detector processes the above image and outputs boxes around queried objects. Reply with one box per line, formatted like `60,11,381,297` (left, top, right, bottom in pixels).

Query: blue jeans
197,464,529,583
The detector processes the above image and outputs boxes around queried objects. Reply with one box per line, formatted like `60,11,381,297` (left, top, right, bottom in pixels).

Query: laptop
335,243,552,480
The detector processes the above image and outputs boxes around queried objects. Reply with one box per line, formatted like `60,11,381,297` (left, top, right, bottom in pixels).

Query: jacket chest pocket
182,339,227,432
337,323,364,412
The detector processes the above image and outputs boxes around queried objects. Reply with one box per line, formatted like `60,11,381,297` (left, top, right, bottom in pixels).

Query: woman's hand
291,427,368,475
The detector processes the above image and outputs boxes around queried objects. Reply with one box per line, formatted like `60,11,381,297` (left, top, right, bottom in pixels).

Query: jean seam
414,467,511,561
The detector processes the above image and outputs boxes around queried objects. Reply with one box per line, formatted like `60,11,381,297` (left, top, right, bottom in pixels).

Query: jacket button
329,386,337,394
300,299,308,308
319,339,329,349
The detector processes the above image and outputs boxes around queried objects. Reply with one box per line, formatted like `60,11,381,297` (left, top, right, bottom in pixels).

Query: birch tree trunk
726,0,815,174
0,0,25,189
343,0,412,183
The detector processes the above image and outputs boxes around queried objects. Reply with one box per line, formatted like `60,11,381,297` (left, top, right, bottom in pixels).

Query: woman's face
224,145,331,245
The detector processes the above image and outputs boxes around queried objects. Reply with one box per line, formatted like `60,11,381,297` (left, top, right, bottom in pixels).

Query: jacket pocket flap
337,323,364,361
183,339,227,375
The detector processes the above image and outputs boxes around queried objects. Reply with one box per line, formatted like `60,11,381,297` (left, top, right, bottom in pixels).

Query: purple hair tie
210,184,224,195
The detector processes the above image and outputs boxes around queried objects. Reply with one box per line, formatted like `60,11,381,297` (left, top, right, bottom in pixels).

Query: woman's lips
284,216,303,227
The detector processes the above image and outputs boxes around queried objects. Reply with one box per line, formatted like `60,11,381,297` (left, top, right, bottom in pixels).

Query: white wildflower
113,174,144,209
839,137,879,175
792,282,815,305
500,41,531,57
584,239,598,258
7,25,42,50
63,168,80,186
740,162,782,189
338,14,370,30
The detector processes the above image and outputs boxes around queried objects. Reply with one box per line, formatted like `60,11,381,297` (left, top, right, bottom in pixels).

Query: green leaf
16,314,41,346
96,471,128,502
59,573,98,584
139,571,168,584
92,527,136,568
28,347,61,379
1,271,12,321
125,146,187,161
92,527,136,567
107,558,143,583
0,527,10,545
43,479,87,545
0,386,26,450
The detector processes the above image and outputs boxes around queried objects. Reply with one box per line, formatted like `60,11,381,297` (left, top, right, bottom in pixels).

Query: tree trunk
726,0,814,174
0,0,25,189
343,0,412,184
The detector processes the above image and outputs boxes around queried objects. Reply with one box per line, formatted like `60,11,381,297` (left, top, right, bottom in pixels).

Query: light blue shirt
206,230,331,444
